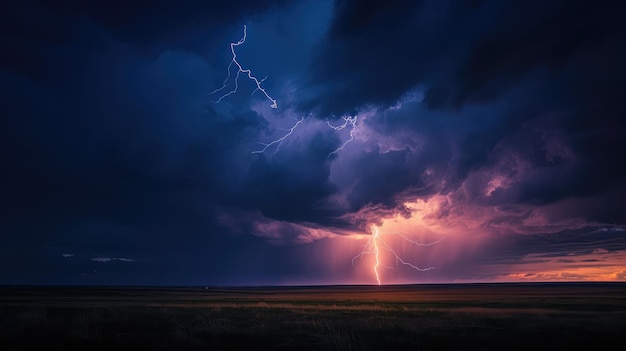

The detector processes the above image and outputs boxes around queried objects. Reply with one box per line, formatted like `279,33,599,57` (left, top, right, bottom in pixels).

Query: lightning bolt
327,116,357,157
210,25,360,157
372,226,382,285
352,226,438,285
209,25,278,109
252,115,357,156
252,117,305,154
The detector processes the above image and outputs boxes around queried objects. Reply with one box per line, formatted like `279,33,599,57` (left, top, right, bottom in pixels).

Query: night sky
2,0,626,286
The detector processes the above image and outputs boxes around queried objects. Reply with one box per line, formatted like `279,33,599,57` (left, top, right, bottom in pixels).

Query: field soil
1,283,625,350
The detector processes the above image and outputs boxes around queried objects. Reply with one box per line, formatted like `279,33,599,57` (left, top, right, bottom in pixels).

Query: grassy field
1,283,625,350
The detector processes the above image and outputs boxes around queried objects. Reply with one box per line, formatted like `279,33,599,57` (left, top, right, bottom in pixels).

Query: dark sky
2,0,625,285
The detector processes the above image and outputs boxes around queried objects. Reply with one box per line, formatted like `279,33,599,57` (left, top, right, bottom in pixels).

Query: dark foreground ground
1,283,625,350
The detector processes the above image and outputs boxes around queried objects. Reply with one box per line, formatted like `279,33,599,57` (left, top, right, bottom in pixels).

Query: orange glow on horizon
491,250,626,283
322,196,625,285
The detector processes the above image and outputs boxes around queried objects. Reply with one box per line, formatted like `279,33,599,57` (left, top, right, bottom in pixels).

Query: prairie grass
0,284,625,350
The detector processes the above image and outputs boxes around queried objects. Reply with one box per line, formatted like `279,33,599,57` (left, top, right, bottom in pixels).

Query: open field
1,283,625,350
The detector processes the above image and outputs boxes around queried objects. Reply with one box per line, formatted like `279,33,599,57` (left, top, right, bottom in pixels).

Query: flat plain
1,283,625,350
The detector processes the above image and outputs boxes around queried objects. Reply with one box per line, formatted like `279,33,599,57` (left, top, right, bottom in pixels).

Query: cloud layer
1,0,625,284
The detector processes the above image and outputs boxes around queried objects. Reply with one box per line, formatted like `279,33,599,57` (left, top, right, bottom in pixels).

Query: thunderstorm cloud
2,0,625,284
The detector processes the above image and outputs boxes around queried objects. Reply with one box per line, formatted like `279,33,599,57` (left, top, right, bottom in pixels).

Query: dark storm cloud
2,0,626,284
55,0,284,34
32,0,289,46
0,0,363,283
0,0,291,82
304,0,626,223
240,146,337,221
0,0,315,283
310,0,625,113
483,227,626,265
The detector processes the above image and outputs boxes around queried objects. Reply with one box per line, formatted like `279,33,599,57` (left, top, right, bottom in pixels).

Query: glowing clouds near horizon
350,225,438,285
342,195,498,284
